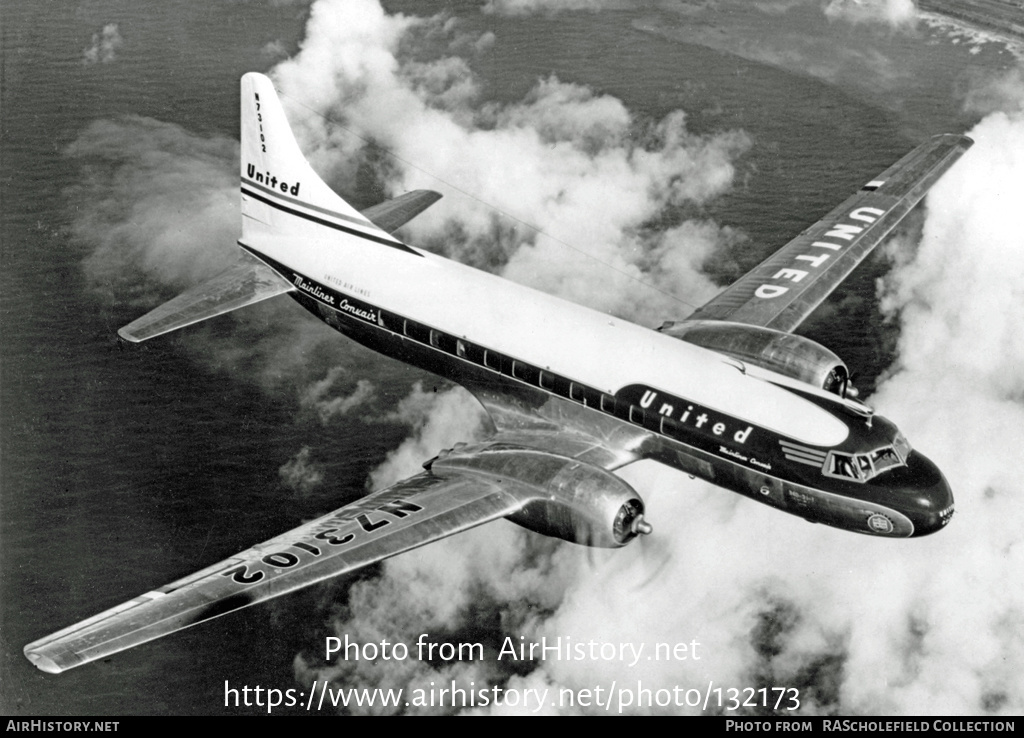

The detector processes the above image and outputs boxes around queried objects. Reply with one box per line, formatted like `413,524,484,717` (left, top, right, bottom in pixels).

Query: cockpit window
892,432,912,461
869,446,902,475
822,366,849,397
827,452,868,482
824,442,908,484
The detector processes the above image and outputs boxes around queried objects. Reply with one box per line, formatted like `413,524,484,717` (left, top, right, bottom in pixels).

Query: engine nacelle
430,446,649,548
658,319,850,396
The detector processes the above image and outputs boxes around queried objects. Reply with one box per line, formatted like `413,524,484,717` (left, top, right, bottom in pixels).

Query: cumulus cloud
963,68,1024,116
69,117,239,292
369,384,488,491
301,373,377,424
83,24,124,64
280,446,325,494
823,0,919,27
482,0,633,15
270,0,745,322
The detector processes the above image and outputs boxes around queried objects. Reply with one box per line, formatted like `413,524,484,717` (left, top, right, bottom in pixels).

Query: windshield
824,438,909,484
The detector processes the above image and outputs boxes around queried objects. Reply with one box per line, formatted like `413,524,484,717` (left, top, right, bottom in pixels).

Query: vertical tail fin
239,73,402,246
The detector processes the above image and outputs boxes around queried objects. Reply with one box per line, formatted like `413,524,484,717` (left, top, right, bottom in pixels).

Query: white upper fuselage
242,217,851,449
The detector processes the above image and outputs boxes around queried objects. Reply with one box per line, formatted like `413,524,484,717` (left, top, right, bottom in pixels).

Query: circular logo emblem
867,513,894,534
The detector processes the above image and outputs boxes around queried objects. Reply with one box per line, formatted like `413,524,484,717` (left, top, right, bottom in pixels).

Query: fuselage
240,180,953,539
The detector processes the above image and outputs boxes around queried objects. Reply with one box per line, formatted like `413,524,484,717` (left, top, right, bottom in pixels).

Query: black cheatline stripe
241,177,375,228
241,187,422,257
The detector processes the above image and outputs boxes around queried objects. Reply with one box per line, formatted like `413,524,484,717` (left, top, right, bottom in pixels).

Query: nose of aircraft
899,451,954,536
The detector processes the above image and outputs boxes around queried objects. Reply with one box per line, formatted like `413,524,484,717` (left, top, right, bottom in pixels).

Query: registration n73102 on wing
25,74,970,674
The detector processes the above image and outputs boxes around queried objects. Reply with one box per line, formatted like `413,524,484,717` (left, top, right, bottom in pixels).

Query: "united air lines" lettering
754,206,886,300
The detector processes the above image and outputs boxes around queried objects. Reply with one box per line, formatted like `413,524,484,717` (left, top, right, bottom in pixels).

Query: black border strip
241,186,422,256
241,176,376,228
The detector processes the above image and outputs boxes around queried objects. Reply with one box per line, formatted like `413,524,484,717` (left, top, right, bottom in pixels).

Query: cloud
963,68,1024,116
369,383,488,491
261,39,290,60
82,24,124,64
854,109,1024,715
482,0,633,15
823,0,919,27
69,116,240,292
271,0,746,323
280,446,325,494
300,373,377,424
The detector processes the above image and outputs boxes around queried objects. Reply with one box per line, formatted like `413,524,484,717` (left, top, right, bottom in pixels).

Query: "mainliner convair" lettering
338,299,378,323
293,275,335,305
754,205,886,300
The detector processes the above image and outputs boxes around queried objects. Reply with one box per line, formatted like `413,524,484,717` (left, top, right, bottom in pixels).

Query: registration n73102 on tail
25,73,970,674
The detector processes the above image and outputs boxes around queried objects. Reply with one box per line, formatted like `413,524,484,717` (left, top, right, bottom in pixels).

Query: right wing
25,429,643,674
24,462,525,674
685,134,973,333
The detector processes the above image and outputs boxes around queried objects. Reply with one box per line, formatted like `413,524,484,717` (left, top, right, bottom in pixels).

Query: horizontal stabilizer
362,190,443,234
117,254,293,343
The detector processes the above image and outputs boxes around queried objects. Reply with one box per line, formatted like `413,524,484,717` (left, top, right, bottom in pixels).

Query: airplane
24,73,970,675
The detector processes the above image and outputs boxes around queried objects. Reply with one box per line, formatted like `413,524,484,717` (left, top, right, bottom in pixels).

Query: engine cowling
657,319,850,396
429,446,650,548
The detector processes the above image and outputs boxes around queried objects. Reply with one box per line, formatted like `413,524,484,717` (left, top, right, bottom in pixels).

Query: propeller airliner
25,73,970,674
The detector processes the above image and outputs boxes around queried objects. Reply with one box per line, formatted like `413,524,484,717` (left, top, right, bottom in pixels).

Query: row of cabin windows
379,309,702,446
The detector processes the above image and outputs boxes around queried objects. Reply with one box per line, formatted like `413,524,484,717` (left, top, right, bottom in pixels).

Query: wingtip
116,327,143,343
24,647,70,675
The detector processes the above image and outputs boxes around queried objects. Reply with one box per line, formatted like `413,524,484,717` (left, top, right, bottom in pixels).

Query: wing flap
687,134,973,332
117,254,294,342
24,472,523,674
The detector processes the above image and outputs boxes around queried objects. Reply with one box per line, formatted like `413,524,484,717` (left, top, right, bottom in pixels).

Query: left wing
686,134,973,333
